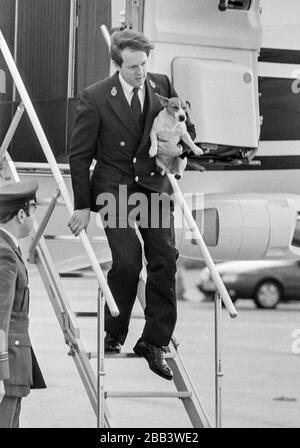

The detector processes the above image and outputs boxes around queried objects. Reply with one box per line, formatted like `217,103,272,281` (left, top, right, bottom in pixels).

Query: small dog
149,94,203,179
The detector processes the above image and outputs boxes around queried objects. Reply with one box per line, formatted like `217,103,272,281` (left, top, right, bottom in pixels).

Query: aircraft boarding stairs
1,118,213,428
0,28,238,428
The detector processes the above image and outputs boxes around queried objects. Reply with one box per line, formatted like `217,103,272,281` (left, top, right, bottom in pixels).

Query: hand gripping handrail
0,29,119,317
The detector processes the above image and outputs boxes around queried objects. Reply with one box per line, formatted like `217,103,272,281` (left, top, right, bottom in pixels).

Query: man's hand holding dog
68,208,90,237
149,143,158,158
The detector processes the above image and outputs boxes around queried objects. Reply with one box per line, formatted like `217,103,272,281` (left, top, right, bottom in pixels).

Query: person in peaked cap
0,180,46,428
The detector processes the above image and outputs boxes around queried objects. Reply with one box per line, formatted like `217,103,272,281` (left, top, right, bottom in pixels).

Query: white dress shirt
118,73,145,111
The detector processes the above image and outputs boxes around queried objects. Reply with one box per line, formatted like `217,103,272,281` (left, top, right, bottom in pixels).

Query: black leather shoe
133,339,173,381
105,333,121,353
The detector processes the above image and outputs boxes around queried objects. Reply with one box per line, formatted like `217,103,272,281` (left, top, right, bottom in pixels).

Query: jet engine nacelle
175,193,300,261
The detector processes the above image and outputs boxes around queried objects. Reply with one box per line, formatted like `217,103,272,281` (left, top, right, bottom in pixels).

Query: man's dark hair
110,29,154,66
0,203,31,224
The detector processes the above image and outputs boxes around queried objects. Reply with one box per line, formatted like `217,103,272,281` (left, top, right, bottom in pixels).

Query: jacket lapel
136,75,163,153
106,72,141,139
0,229,27,273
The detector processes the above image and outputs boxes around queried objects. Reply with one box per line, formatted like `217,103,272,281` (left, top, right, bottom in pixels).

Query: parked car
197,259,300,309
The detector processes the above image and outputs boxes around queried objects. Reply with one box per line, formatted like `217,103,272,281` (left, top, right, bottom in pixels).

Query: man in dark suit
0,180,46,428
68,30,201,380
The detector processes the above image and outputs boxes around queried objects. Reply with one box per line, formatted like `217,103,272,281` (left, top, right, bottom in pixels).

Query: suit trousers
0,396,22,428
102,184,179,347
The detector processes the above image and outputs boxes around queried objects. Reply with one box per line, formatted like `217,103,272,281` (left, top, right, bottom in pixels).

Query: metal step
60,272,98,279
75,311,144,319
105,391,192,399
38,198,65,207
44,235,107,243
87,351,175,360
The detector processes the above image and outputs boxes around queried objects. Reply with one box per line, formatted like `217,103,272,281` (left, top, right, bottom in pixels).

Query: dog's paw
149,146,157,158
192,146,204,157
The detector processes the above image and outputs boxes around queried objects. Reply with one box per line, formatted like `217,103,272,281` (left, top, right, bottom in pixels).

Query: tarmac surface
20,266,300,428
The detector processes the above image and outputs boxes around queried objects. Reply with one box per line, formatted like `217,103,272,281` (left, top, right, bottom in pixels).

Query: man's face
116,48,148,88
18,200,37,239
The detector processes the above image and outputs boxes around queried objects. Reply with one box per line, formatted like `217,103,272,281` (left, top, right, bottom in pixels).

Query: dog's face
156,94,187,122
166,97,187,122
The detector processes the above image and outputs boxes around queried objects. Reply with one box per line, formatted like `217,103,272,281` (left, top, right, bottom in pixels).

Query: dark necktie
131,87,142,121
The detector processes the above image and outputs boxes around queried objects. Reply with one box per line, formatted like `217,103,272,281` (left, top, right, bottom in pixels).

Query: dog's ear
185,100,191,109
155,93,169,107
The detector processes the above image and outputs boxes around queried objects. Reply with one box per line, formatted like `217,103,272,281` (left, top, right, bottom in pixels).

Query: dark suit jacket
69,71,195,211
0,230,46,397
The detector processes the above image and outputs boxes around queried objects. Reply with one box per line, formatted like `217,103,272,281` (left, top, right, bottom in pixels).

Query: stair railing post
214,291,224,428
97,288,106,428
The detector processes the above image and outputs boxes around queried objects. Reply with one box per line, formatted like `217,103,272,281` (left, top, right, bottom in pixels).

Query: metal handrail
0,29,118,317
0,103,24,162
168,175,237,318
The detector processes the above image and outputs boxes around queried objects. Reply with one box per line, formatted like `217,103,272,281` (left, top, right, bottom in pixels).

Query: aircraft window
259,77,300,141
192,208,219,247
259,48,300,65
218,0,251,11
292,217,300,248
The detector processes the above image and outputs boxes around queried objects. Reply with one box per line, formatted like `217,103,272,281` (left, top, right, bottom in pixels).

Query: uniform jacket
0,230,46,397
69,71,196,211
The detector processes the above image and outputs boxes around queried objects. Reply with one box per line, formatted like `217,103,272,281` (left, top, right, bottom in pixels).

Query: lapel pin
111,86,118,96
149,79,156,89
